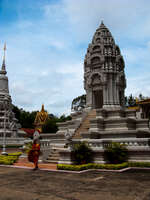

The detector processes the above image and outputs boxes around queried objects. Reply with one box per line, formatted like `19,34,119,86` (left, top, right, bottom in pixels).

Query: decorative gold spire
41,104,45,112
34,104,48,132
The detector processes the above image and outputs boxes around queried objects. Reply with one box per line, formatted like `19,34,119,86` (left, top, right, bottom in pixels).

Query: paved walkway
14,157,57,170
0,166,150,200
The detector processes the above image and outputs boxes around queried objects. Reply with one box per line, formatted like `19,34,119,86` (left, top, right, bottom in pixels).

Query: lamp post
1,97,8,155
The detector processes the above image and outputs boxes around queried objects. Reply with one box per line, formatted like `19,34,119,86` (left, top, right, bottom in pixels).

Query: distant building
127,98,150,119
136,99,150,119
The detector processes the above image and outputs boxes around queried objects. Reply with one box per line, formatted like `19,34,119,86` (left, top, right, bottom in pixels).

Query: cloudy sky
0,0,150,115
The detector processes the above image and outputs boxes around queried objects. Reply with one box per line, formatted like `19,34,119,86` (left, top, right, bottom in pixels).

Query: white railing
40,139,51,149
0,137,24,145
72,138,150,149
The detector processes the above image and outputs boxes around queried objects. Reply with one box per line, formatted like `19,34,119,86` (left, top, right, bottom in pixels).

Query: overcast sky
0,0,150,115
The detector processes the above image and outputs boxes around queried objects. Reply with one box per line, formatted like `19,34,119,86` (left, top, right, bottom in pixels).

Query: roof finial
0,43,7,75
41,104,45,112
99,20,105,28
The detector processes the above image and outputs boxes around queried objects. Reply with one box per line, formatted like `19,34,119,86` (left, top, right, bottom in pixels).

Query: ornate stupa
34,104,48,132
55,22,150,164
0,44,20,137
84,21,126,109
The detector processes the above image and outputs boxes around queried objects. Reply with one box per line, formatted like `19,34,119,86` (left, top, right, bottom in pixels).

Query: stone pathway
0,167,150,200
14,157,57,170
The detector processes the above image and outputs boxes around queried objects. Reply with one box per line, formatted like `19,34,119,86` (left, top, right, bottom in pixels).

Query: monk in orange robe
31,140,40,170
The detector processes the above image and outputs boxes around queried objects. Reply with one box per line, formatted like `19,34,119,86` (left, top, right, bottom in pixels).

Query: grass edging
57,162,150,171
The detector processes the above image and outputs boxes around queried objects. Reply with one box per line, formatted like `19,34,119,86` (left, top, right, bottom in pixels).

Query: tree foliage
42,114,72,133
71,94,86,112
12,105,37,128
125,93,148,107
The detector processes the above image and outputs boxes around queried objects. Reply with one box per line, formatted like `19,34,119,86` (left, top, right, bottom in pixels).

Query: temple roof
136,98,150,105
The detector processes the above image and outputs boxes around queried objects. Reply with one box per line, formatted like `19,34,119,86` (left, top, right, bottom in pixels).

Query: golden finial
41,104,45,112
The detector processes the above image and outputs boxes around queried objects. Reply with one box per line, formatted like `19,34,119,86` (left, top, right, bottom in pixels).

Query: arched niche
93,45,101,51
91,73,101,86
91,56,100,65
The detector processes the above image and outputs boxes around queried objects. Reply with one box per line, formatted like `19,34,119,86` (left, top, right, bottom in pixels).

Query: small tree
72,141,93,165
71,94,86,112
128,94,136,107
104,142,128,164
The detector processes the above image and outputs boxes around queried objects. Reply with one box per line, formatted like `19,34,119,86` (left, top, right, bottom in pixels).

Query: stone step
73,109,97,139
46,148,60,164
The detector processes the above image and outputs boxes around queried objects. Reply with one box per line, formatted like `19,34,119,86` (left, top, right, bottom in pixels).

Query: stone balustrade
40,139,66,150
0,137,24,145
72,138,150,149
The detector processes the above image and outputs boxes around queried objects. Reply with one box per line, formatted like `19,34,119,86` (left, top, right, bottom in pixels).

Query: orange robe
31,143,40,165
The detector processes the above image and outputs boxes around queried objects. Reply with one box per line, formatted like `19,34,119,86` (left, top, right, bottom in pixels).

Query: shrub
8,152,22,156
23,142,32,154
57,162,150,171
0,152,22,165
72,141,93,165
128,162,150,168
57,162,128,171
104,142,128,164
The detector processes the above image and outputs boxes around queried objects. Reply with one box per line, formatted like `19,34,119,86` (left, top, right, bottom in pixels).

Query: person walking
28,130,41,170
31,139,40,170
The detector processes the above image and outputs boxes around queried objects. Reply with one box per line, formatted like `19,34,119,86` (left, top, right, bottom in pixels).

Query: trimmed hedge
57,162,150,171
57,162,128,171
128,162,150,168
0,152,22,165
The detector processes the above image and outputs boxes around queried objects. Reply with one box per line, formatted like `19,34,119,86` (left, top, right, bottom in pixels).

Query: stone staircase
46,148,60,164
73,109,96,139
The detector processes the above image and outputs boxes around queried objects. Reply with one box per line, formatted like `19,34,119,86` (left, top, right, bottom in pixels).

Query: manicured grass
57,162,150,171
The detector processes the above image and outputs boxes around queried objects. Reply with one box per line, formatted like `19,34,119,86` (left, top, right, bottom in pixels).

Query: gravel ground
0,167,150,200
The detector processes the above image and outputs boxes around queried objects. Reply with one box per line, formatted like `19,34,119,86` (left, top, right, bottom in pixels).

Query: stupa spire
0,43,7,75
99,20,107,29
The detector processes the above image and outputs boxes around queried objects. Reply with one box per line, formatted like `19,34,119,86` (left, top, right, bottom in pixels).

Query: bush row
57,162,150,171
0,152,22,165
57,162,128,171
